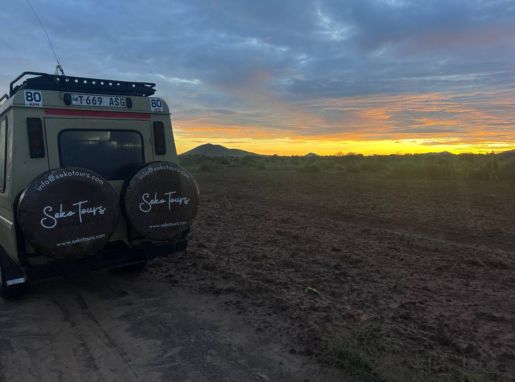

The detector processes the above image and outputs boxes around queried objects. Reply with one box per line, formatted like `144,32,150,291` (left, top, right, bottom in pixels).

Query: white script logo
40,200,107,229
139,192,190,213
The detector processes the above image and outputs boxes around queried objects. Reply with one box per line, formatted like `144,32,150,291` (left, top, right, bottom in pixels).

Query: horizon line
177,143,513,157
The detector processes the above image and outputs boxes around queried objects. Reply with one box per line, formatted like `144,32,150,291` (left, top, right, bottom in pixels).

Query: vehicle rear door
44,116,153,241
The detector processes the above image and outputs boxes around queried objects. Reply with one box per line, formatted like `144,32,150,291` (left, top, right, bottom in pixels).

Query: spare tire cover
123,162,199,241
17,167,119,258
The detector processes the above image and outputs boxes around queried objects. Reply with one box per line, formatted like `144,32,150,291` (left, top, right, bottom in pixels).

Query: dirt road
0,273,343,382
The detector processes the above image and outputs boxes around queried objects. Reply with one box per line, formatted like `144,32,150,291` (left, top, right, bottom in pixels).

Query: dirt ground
154,167,515,381
0,272,342,382
1,166,514,381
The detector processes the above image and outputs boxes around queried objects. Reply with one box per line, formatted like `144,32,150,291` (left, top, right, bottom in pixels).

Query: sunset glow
2,1,515,156
173,89,515,155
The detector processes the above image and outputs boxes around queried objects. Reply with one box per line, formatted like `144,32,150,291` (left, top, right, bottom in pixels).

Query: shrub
298,164,321,173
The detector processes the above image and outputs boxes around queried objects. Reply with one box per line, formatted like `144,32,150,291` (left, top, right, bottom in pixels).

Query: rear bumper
23,239,187,281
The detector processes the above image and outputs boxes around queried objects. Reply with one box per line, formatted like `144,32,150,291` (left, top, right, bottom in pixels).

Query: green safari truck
0,72,199,298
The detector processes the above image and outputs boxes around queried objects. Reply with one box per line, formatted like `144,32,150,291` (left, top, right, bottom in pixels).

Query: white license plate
71,94,127,108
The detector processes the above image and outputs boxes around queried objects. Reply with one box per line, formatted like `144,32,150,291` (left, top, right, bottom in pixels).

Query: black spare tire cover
17,167,120,258
123,162,199,241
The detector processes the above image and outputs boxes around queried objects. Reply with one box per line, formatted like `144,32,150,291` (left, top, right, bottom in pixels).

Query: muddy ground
154,167,515,381
0,272,342,381
1,166,514,381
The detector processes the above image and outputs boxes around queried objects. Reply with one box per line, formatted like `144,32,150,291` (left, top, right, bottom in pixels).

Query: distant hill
419,151,454,156
499,149,515,157
305,152,319,157
181,143,261,157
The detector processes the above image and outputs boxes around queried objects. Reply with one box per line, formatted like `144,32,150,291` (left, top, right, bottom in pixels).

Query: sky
1,0,515,155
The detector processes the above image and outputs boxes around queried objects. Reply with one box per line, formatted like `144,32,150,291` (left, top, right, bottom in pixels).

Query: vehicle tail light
27,118,45,158
153,121,166,155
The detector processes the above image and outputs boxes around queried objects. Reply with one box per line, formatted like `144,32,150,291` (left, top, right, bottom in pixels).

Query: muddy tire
122,162,199,241
17,167,120,259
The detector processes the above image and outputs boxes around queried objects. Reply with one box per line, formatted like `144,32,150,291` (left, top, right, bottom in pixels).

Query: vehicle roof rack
10,72,156,97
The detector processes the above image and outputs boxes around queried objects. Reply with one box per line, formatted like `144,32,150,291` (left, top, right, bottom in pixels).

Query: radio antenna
26,0,65,75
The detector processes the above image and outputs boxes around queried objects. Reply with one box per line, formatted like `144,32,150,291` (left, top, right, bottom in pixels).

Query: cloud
1,0,515,154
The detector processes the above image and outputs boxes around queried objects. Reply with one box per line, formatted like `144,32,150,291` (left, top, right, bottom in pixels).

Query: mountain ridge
180,144,515,157
180,143,261,157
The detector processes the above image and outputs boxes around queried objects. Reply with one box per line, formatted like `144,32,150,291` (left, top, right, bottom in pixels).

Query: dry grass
328,322,499,382
179,151,515,182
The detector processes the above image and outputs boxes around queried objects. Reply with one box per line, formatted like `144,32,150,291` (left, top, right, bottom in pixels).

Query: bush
181,152,515,183
198,162,216,172
388,162,422,179
298,164,321,173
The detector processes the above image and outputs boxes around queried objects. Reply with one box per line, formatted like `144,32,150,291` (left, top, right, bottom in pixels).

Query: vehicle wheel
17,167,120,259
110,261,147,275
0,264,26,299
122,162,199,241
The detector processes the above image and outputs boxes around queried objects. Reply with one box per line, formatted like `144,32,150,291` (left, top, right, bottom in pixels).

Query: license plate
71,94,127,108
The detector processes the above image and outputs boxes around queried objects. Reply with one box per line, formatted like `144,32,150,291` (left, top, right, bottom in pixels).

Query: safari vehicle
0,72,199,298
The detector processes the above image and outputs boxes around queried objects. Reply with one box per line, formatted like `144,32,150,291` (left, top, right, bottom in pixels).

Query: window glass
0,119,6,192
59,130,144,179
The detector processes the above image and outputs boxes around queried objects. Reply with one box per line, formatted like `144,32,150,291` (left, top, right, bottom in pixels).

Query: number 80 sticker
24,90,43,108
149,97,164,112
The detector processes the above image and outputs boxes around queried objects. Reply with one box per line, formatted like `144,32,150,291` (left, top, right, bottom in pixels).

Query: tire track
74,291,141,381
50,297,106,382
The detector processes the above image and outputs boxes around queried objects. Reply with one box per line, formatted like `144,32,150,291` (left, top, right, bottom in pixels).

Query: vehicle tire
17,167,120,259
0,264,26,299
110,261,147,275
122,162,199,241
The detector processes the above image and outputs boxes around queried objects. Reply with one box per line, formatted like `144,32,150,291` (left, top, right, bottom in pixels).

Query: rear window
59,130,144,179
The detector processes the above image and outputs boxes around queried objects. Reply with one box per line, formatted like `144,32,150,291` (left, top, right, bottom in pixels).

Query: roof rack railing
9,72,156,97
0,93,8,104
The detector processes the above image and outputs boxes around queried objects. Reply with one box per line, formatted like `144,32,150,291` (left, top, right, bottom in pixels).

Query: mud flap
0,250,26,287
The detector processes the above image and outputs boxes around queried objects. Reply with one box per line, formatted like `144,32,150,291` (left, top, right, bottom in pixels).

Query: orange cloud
173,87,515,155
